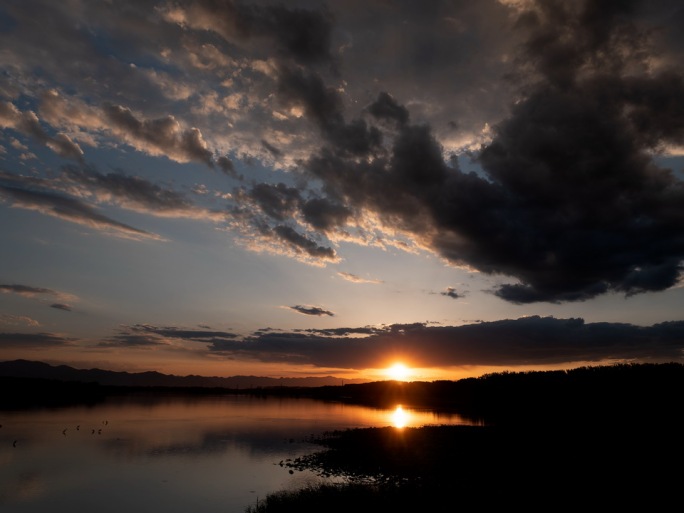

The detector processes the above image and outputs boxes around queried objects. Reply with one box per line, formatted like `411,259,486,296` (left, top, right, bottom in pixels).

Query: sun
386,362,411,381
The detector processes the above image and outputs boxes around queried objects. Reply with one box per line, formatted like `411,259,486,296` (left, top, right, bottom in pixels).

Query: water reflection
0,395,480,512
390,405,409,428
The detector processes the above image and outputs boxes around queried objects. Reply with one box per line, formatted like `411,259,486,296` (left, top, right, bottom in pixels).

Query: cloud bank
9,316,684,372
202,316,684,370
1,0,683,307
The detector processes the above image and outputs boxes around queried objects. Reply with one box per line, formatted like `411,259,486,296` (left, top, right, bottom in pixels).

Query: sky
1,0,684,382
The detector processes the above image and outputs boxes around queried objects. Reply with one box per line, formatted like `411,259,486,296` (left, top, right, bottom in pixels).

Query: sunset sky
1,0,684,382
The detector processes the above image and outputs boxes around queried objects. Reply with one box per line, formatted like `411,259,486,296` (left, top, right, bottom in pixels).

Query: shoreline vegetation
2,362,683,509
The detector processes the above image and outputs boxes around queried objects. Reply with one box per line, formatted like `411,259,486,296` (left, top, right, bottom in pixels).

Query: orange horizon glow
12,354,612,384
385,362,412,381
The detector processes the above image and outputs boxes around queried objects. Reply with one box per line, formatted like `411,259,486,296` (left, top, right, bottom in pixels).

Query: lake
0,394,480,512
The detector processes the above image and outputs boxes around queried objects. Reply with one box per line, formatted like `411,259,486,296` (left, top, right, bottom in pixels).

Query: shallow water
0,395,478,512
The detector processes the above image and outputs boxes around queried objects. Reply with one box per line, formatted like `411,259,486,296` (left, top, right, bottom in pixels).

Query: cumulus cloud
39,89,238,171
283,1,684,304
101,104,213,166
289,305,335,317
471,1,684,302
0,101,84,160
205,317,684,369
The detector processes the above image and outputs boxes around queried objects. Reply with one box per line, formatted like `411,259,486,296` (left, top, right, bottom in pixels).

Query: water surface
0,395,478,512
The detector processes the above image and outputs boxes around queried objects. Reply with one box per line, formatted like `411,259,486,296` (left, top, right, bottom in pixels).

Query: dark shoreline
3,362,684,424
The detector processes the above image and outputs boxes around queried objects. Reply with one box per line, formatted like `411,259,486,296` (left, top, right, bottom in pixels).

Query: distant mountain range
0,359,366,388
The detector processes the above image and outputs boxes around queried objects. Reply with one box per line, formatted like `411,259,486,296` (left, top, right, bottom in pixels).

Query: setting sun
387,363,411,381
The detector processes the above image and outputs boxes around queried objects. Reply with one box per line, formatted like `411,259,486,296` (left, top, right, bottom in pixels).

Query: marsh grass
245,482,444,513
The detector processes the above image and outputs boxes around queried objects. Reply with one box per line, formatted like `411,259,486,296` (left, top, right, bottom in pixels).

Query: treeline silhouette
252,362,684,426
4,362,683,431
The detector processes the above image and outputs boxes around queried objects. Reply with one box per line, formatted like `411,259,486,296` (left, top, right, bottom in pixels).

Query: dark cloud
100,334,167,348
232,183,349,261
216,156,239,178
0,284,56,296
101,324,239,349
62,165,193,211
441,287,462,300
0,181,161,240
249,182,301,221
0,283,75,303
276,65,381,156
230,185,340,263
304,121,453,240
207,316,684,369
289,305,335,317
301,326,381,336
172,0,335,67
472,0,684,302
1,166,220,236
292,0,684,304
125,324,239,343
273,225,337,260
0,332,76,348
102,103,213,166
302,198,351,232
244,2,334,66
366,92,409,126
261,139,282,157
50,303,72,312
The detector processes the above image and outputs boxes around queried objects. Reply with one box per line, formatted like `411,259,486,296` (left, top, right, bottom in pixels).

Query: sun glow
386,362,411,381
390,405,410,428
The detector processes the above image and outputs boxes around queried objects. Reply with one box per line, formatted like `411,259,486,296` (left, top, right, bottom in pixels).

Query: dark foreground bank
246,420,682,511
245,363,684,511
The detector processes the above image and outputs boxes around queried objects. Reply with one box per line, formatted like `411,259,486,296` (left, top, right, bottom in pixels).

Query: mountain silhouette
0,359,365,388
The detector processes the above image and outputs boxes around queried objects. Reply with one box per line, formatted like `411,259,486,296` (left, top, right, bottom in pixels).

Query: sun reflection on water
390,405,410,428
